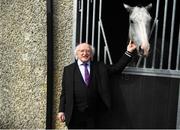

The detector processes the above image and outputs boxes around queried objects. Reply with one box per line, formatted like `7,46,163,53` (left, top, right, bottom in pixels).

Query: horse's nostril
139,46,144,56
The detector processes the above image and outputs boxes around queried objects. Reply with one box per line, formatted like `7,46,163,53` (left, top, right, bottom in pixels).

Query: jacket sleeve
59,68,66,112
107,52,132,75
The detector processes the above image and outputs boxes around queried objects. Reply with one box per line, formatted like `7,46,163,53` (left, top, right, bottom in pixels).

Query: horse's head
124,3,152,57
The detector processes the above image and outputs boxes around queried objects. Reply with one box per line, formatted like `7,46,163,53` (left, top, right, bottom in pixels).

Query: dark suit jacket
59,53,132,126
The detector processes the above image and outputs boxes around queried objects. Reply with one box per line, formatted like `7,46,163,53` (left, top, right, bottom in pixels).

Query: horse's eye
130,20,134,24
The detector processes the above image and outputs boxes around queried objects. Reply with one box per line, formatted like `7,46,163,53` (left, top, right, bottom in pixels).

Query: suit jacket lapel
89,61,95,82
67,63,76,98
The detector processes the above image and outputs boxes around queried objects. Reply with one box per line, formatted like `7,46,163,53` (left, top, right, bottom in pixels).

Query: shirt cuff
125,51,132,57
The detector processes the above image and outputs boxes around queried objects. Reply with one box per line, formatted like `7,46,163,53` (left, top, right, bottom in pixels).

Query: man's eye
80,50,90,53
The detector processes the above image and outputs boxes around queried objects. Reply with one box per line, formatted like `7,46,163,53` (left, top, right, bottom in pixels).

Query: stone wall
0,0,47,128
0,0,74,128
53,0,74,129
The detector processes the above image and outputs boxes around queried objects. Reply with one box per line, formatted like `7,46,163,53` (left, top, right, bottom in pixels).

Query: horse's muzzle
139,46,144,56
139,46,149,57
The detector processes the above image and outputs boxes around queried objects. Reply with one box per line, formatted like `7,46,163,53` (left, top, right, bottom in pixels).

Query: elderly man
57,41,136,129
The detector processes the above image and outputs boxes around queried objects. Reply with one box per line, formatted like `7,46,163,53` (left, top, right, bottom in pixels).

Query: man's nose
82,52,87,56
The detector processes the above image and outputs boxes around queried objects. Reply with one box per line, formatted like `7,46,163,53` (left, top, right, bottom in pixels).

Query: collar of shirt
77,60,90,66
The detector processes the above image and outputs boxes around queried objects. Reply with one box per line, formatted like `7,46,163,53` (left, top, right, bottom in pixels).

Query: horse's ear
145,3,152,10
123,3,133,12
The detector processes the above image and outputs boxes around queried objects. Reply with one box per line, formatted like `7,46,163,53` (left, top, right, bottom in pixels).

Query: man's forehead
79,44,90,49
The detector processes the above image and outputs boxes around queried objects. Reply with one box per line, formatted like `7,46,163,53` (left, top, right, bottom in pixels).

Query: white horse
124,3,152,57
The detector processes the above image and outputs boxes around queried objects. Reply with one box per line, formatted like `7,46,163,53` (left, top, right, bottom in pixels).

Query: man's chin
81,59,90,62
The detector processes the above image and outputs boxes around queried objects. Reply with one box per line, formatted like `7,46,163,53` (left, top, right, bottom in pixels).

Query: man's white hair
74,43,95,60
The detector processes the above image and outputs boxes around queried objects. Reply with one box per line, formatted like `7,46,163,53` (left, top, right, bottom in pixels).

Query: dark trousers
68,108,96,129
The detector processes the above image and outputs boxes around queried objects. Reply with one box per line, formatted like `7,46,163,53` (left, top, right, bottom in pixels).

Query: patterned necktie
83,63,90,85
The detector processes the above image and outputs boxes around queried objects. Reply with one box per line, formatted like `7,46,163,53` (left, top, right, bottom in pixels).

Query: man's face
76,43,92,62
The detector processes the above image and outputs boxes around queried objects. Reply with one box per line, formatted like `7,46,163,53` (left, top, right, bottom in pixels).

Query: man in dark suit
57,41,136,129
